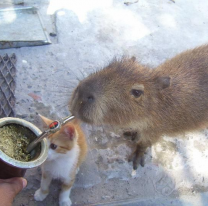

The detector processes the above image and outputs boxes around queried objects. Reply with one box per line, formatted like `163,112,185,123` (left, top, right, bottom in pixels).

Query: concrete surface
0,0,208,205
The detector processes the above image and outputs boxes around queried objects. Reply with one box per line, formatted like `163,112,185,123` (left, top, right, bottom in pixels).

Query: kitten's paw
34,188,48,201
59,198,72,206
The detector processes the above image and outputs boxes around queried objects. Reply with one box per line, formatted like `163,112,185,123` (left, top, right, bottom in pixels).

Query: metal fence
0,54,16,117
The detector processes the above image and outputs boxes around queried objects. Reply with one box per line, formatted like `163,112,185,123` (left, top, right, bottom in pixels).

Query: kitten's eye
131,89,143,98
50,143,57,150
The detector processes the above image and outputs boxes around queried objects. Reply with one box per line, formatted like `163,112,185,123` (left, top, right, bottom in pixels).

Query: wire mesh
0,54,16,117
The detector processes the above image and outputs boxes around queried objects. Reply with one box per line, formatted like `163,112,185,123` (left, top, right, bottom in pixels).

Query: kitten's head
39,115,78,159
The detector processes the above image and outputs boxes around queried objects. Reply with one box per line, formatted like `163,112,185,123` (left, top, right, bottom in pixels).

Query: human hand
0,177,27,206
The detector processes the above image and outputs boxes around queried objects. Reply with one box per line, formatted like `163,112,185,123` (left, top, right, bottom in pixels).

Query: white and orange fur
34,115,87,206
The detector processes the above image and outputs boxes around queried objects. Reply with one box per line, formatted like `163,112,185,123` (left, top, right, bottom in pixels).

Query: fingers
0,177,27,206
4,177,27,195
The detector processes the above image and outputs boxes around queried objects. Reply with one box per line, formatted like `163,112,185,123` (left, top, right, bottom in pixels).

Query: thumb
0,177,27,206
4,177,27,195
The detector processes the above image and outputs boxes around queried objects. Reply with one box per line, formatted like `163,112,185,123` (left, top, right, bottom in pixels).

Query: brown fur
69,44,208,170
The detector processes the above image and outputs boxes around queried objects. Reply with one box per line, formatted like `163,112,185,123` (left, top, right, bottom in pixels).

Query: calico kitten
34,115,87,206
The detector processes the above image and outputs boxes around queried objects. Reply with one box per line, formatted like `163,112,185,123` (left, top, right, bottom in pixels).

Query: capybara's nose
80,93,94,105
86,95,94,103
77,88,95,105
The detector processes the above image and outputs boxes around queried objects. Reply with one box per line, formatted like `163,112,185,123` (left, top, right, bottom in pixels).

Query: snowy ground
0,0,208,205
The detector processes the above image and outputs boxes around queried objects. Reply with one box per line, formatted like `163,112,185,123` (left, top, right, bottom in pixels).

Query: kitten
34,115,87,206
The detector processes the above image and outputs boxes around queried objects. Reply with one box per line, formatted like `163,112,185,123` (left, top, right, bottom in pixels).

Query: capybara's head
69,59,170,126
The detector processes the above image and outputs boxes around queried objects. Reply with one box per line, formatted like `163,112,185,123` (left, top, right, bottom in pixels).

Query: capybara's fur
70,45,208,169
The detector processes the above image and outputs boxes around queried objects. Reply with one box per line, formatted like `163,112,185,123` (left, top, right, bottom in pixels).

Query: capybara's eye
131,89,143,98
50,143,57,150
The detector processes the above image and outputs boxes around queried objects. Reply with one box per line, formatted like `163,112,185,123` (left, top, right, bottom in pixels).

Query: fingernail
21,178,27,188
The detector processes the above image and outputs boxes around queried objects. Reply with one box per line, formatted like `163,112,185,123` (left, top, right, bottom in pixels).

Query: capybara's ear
131,56,136,62
38,114,54,127
155,76,171,90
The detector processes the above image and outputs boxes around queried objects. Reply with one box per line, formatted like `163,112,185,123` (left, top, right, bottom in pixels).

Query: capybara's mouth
70,101,96,124
78,113,94,124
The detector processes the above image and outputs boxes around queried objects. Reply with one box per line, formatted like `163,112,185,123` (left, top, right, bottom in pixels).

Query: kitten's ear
38,114,54,127
63,124,75,140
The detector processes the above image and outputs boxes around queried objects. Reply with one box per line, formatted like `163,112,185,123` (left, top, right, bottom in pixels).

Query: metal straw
26,115,75,153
